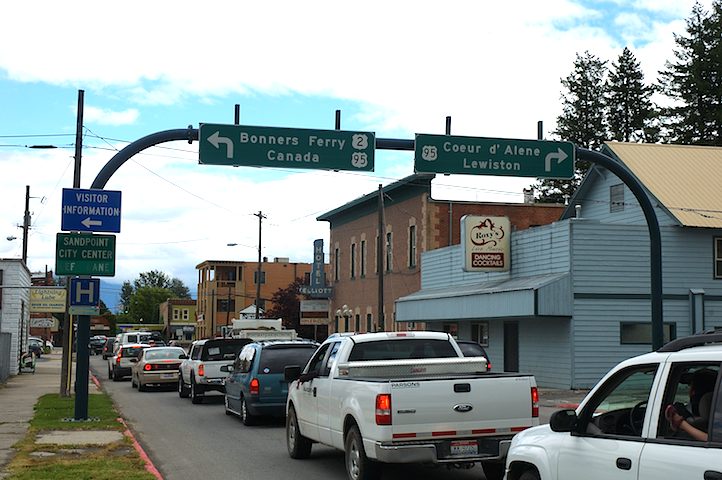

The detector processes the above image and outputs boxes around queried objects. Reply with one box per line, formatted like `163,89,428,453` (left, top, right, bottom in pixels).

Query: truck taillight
116,351,122,365
250,378,260,395
376,394,392,425
531,387,539,418
198,364,205,377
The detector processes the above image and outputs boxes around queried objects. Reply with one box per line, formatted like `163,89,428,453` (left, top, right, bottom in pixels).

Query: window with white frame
471,322,489,346
173,309,179,320
182,309,189,320
385,232,393,272
715,237,722,279
610,184,624,212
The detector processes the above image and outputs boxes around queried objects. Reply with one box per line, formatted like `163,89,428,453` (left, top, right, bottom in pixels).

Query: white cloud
83,106,139,126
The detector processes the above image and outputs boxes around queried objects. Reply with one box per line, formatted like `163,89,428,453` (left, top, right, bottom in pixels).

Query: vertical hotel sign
299,239,333,298
461,215,511,272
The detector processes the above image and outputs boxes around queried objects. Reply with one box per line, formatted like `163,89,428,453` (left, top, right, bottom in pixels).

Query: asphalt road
90,355,488,480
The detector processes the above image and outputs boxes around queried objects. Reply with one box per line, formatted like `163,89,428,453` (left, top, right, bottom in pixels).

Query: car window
144,348,186,361
258,346,317,375
578,364,658,438
127,334,138,343
122,346,146,358
191,344,202,360
202,341,248,361
321,342,341,376
236,346,256,373
657,363,720,441
305,343,331,376
348,339,458,361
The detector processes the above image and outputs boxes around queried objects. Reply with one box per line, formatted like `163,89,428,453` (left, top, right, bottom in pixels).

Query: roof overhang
395,273,572,322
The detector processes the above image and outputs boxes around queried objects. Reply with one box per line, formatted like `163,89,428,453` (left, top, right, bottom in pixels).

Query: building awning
395,273,572,322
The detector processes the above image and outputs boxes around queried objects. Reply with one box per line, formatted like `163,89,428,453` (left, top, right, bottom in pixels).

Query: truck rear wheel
286,405,312,459
345,425,381,480
178,376,189,398
190,377,203,404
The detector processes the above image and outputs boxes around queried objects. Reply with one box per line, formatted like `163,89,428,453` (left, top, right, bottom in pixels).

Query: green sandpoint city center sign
414,134,575,179
55,232,116,276
199,123,375,172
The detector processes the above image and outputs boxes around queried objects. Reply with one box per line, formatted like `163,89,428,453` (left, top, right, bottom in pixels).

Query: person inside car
665,368,717,441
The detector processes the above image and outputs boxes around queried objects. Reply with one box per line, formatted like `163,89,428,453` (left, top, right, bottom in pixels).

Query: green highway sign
199,123,375,172
414,134,575,179
55,233,116,276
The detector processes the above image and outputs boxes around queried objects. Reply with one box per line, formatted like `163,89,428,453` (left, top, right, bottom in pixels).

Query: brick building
317,173,564,333
195,258,314,339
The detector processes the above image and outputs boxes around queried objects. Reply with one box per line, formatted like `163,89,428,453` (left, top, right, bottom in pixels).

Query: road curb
118,417,163,480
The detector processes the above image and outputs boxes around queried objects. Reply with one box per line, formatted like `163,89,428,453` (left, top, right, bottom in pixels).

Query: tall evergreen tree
119,280,134,314
533,51,608,203
659,1,722,145
606,47,658,142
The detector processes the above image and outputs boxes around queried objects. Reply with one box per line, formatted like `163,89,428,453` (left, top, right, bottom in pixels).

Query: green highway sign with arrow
414,134,575,179
199,123,375,172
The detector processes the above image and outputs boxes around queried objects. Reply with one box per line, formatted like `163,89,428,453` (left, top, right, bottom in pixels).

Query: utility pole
377,185,384,332
254,211,266,319
22,185,30,264
61,89,84,399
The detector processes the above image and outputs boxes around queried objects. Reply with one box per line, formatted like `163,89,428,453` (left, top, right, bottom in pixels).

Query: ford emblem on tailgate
453,404,473,413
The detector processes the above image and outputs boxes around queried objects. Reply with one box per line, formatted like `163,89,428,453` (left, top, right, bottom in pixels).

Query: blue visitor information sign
61,188,122,233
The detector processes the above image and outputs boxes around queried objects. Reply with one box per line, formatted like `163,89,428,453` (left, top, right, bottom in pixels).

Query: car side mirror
284,365,302,383
549,409,578,432
220,365,232,373
129,358,138,363
179,354,188,360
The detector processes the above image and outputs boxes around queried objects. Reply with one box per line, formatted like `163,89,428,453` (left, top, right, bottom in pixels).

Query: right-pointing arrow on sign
545,148,569,172
208,131,234,159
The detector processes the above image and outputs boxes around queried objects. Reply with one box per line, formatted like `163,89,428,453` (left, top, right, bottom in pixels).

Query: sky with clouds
0,0,710,311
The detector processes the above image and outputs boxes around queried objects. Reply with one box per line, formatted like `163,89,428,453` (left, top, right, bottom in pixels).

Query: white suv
505,331,722,480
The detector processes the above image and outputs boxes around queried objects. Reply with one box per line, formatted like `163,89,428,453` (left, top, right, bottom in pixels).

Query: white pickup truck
505,331,722,480
178,337,252,404
284,331,539,480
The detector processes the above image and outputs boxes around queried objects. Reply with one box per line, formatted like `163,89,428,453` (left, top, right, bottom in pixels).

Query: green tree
265,278,303,331
169,278,191,299
119,281,133,314
659,1,722,145
606,47,659,142
534,51,608,203
127,286,173,324
134,270,172,290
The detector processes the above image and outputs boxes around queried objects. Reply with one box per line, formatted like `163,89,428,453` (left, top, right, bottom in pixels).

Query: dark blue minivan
222,340,318,425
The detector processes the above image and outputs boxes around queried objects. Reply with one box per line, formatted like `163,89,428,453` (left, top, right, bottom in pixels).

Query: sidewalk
0,350,122,479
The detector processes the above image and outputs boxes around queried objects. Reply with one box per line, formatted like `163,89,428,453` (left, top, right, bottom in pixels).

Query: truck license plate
161,373,176,379
450,440,478,456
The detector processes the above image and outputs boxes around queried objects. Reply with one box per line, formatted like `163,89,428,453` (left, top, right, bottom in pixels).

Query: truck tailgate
202,361,232,379
388,375,535,439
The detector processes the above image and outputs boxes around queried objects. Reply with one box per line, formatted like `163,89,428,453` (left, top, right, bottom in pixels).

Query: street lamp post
335,304,352,333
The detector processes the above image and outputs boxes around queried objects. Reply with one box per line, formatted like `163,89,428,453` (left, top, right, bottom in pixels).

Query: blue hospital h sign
69,278,100,307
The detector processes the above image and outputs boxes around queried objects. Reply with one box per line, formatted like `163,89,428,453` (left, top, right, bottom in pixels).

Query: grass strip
5,393,155,480
30,393,122,431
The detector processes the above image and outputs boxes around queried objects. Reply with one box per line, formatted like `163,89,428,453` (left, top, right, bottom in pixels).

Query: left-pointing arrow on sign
208,131,234,159
81,217,102,228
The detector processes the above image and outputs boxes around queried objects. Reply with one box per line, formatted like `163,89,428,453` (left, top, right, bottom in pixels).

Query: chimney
523,188,534,204
575,204,582,218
